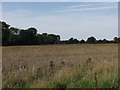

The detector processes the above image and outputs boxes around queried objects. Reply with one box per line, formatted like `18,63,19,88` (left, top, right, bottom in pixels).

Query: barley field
2,44,119,88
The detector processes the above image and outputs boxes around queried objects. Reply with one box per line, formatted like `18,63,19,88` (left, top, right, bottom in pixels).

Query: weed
5,79,26,88
50,61,54,68
94,72,98,89
49,61,55,74
86,58,92,66
61,61,65,66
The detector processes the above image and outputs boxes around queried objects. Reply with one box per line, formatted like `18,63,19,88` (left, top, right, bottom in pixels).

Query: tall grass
2,44,119,88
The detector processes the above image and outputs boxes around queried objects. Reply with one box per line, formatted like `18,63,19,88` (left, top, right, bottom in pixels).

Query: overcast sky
2,2,118,40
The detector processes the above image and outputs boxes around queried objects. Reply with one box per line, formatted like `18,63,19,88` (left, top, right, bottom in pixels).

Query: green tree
2,21,10,46
86,36,96,44
37,33,60,45
113,37,118,43
68,37,79,44
72,38,79,44
9,27,20,45
19,27,38,45
68,37,74,44
103,39,109,43
117,38,120,43
48,34,59,44
80,39,85,44
96,39,103,44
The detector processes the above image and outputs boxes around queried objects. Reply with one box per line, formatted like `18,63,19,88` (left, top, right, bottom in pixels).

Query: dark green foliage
50,61,54,68
103,39,109,43
113,37,120,43
18,28,38,45
86,36,96,44
68,38,79,44
1,21,119,46
37,33,60,45
114,37,118,43
61,61,65,66
2,21,11,46
1,21,60,46
80,39,85,44
9,27,20,45
96,39,103,44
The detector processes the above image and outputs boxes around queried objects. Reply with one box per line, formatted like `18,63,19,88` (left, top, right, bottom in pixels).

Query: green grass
45,74,118,88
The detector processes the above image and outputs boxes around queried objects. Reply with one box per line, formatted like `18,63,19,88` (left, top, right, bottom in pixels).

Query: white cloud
62,4,91,9
54,5,117,13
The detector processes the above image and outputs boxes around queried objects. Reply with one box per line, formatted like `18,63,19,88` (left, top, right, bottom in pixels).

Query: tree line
1,21,120,46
